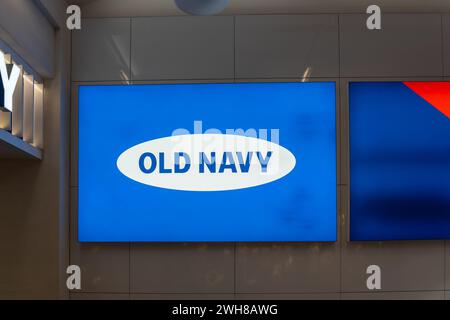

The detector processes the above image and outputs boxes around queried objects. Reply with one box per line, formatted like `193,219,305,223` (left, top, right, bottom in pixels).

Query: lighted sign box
78,82,337,242
350,82,450,241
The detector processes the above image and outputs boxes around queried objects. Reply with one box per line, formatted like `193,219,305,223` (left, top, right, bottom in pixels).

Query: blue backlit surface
78,83,337,242
350,82,450,241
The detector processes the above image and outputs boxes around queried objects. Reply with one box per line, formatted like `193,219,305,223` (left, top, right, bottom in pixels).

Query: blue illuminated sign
78,83,337,242
350,82,450,241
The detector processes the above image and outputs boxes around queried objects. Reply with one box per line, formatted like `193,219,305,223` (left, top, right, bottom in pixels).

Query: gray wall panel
443,15,450,76
69,188,130,293
131,294,234,300
130,244,234,294
446,241,450,290
69,242,130,293
339,79,348,185
131,17,234,80
340,14,442,77
235,244,340,293
235,15,339,79
70,86,78,187
342,241,445,292
342,291,445,300
235,293,340,300
72,18,131,81
70,293,130,300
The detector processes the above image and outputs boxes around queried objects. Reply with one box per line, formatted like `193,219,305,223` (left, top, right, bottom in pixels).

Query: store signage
78,83,337,242
0,51,21,112
117,133,296,191
350,82,450,241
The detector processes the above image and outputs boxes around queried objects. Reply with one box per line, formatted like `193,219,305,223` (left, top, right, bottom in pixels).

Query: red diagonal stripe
403,82,450,119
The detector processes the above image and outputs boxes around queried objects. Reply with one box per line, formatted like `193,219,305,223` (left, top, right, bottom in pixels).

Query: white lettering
0,51,20,112
66,265,81,290
366,5,382,30
66,5,82,30
366,265,381,290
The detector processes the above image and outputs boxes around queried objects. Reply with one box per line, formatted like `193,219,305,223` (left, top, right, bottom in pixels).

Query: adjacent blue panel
350,82,450,241
78,83,336,242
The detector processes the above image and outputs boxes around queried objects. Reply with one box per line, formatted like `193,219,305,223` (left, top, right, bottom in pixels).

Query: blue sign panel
350,82,450,241
78,83,337,242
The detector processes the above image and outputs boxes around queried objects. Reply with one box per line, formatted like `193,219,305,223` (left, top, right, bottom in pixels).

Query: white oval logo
117,134,296,191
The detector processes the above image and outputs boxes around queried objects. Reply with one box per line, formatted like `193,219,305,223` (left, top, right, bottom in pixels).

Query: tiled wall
70,14,450,300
